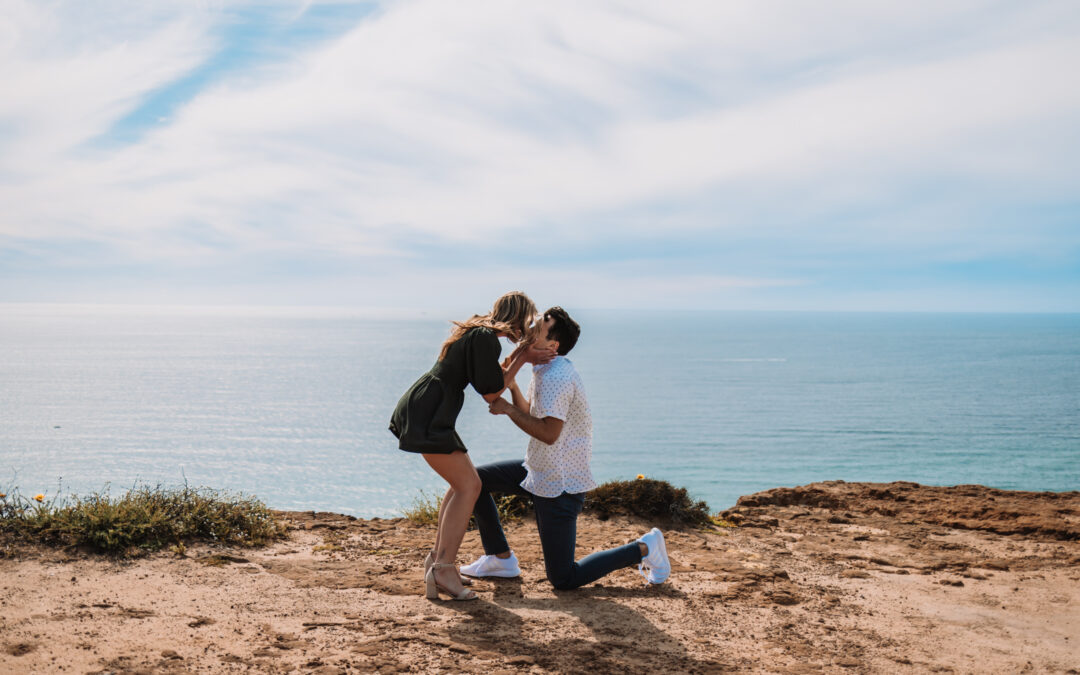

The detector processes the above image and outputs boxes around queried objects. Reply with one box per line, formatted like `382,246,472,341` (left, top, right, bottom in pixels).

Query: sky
1,0,1078,314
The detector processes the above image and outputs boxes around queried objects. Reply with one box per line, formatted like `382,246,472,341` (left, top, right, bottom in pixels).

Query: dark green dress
389,327,505,454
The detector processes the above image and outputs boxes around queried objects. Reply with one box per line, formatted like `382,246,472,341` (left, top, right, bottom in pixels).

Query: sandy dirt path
2,481,1078,674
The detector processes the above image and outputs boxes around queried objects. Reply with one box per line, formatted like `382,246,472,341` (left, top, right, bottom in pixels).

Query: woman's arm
481,342,553,403
481,342,530,403
507,379,530,413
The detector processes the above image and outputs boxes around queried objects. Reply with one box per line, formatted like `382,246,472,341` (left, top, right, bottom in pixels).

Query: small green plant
494,493,531,521
403,490,532,525
403,490,443,526
710,514,736,528
0,485,286,555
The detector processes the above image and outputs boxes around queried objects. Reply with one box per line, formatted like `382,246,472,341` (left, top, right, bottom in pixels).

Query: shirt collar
533,354,565,372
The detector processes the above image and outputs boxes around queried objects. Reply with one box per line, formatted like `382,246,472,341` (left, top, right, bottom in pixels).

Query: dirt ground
2,481,1078,674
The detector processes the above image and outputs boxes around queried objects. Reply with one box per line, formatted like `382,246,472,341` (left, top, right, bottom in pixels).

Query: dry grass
403,491,533,526
0,485,286,556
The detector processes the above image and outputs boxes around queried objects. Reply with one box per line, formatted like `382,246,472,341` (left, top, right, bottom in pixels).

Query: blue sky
1,0,1078,313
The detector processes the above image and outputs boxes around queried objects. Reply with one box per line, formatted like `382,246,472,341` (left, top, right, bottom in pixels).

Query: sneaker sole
646,529,670,584
461,569,521,578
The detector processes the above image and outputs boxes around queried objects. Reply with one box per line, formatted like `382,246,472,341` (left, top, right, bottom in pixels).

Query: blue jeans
472,460,643,590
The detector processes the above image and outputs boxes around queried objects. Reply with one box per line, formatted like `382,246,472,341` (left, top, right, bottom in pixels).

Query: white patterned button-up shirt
520,356,597,498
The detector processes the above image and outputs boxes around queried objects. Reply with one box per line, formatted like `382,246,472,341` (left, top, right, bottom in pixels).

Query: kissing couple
390,291,670,600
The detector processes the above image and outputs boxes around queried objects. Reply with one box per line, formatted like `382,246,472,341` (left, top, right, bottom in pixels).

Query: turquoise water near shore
1,305,1077,517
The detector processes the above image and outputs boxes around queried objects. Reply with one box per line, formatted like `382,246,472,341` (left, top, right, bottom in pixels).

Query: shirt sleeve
534,366,574,421
466,328,505,395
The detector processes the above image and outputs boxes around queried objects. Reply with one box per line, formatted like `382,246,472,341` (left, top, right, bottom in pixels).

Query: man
462,307,670,590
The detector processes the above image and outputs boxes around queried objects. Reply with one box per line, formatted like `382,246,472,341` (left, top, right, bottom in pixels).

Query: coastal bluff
2,481,1077,674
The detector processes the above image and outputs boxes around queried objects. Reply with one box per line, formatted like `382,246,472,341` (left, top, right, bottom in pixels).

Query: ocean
1,304,1077,517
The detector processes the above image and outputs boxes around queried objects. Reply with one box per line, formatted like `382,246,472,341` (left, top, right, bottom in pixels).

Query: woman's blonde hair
438,291,538,361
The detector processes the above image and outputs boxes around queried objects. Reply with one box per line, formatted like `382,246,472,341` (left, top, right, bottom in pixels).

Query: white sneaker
460,552,521,578
637,528,670,584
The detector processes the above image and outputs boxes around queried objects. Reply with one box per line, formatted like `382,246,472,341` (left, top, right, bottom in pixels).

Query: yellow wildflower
636,474,645,480
34,494,45,502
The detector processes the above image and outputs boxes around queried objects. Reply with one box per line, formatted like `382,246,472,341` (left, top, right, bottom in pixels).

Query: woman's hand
486,338,550,403
525,345,557,365
503,341,528,369
489,396,514,416
504,341,554,368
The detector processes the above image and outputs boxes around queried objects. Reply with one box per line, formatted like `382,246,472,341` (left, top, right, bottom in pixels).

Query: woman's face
515,314,540,343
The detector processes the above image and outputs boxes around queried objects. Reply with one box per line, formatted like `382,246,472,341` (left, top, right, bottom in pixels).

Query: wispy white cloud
0,4,210,166
1,0,1078,309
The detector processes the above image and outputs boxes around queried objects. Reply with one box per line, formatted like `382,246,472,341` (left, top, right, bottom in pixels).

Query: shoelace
468,555,492,571
637,561,653,584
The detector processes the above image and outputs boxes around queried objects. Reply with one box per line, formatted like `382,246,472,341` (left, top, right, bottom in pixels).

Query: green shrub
585,478,712,527
0,485,286,555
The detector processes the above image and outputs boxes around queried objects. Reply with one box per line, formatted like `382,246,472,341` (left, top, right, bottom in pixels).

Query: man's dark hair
544,306,580,355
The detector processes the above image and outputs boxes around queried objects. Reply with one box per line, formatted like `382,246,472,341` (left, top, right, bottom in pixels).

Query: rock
507,655,536,665
737,487,846,510
3,642,37,656
741,517,780,528
770,590,800,605
275,640,309,650
738,481,1080,540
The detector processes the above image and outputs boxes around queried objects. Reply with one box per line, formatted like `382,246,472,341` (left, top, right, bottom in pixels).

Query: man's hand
489,396,514,416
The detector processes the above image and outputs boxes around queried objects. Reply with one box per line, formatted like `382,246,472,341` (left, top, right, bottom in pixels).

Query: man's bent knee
546,568,579,591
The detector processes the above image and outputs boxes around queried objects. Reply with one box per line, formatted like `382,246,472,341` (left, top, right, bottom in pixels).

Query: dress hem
398,446,469,455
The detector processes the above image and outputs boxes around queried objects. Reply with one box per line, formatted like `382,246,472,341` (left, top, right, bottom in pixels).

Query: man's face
533,316,559,352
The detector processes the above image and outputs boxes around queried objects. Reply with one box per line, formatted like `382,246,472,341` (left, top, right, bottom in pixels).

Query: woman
390,291,552,600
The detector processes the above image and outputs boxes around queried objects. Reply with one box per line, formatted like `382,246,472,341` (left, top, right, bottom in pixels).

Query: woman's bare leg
431,486,453,559
423,452,481,596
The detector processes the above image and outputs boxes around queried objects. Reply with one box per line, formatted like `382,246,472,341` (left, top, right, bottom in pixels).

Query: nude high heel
425,563,477,601
424,551,471,585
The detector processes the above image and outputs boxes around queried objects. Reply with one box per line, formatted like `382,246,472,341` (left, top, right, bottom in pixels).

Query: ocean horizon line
2,302,1078,318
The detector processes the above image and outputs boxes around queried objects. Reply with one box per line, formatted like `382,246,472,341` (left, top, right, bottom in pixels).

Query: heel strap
431,562,458,569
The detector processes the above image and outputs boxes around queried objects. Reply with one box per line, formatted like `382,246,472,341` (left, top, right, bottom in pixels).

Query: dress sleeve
466,328,505,395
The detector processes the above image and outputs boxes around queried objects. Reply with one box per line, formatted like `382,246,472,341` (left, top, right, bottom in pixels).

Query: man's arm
489,397,564,445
